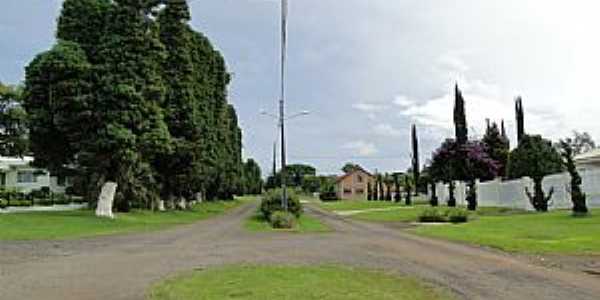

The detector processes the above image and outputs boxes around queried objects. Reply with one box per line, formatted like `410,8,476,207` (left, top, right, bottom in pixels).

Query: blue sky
2,1,599,175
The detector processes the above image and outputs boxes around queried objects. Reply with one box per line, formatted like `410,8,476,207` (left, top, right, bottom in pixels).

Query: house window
356,175,363,183
344,188,352,194
355,188,364,194
17,171,36,183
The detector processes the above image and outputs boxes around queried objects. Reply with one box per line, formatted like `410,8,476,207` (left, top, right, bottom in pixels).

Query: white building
574,149,600,172
0,156,68,194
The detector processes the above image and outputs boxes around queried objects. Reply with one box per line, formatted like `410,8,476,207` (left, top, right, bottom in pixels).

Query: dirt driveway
1,203,599,300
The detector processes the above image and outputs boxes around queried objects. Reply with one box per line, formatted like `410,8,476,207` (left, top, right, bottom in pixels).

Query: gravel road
1,202,599,300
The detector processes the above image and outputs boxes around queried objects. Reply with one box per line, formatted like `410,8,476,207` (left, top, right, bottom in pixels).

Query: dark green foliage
421,167,438,206
260,189,302,220
507,135,563,212
562,131,596,155
393,174,401,202
286,164,317,187
559,140,588,215
429,139,499,208
242,159,263,195
418,208,446,223
411,124,420,194
57,0,112,60
23,41,91,174
482,120,510,177
341,162,361,174
418,208,469,223
24,0,244,211
404,176,412,206
447,208,469,223
515,97,525,144
367,182,373,201
377,174,384,201
265,164,316,191
0,83,28,157
453,84,468,145
319,191,339,202
301,175,320,194
429,181,438,206
269,211,296,229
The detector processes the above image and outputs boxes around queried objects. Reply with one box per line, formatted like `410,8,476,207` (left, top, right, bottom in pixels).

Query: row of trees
3,0,263,211
425,84,591,214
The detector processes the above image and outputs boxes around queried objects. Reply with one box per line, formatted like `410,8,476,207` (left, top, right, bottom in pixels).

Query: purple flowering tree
429,139,499,210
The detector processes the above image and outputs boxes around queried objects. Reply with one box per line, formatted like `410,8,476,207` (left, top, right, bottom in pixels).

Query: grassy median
148,265,455,300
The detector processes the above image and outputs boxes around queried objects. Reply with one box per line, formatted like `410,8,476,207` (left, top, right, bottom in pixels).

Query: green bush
418,208,446,223
260,189,303,220
446,208,469,223
319,191,339,202
30,188,51,199
270,211,297,229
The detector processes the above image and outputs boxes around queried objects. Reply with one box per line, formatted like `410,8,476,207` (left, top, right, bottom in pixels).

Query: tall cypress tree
411,124,420,195
515,96,525,144
453,84,468,145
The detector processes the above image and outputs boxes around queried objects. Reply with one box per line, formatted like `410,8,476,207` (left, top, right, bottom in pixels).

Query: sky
1,0,599,175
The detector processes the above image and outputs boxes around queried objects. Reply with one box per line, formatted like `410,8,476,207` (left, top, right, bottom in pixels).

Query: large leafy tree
23,41,92,175
507,135,563,212
482,120,510,177
429,139,498,209
0,83,28,157
242,159,263,195
23,0,244,211
341,162,361,174
561,131,595,155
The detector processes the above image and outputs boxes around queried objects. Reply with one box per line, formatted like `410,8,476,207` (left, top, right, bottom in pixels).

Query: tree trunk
466,181,477,211
448,181,456,207
430,182,438,207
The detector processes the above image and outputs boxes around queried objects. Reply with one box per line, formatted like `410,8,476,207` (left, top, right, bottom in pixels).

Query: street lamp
260,107,310,212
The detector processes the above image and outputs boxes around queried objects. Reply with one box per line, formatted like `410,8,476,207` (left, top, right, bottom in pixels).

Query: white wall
431,169,600,210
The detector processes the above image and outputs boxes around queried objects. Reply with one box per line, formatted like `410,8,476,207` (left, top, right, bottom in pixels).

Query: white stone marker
96,181,117,219
158,200,166,212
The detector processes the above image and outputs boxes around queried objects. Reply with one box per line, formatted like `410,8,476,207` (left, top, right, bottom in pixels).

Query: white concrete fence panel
430,169,600,210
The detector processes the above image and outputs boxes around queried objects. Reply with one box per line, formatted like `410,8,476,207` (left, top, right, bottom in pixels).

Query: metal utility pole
279,0,289,211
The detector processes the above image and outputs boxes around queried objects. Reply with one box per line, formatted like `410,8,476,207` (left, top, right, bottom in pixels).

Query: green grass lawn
147,265,454,300
0,199,246,241
414,209,600,255
244,212,330,233
328,201,526,222
318,200,403,212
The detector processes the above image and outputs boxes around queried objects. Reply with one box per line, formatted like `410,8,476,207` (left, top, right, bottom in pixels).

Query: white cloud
352,102,388,113
393,95,415,107
342,140,378,156
373,123,402,137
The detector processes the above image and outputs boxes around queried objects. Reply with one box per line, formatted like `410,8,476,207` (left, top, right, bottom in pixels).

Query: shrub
418,208,446,223
260,189,303,220
270,211,297,229
446,208,469,223
319,191,338,202
30,188,51,200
